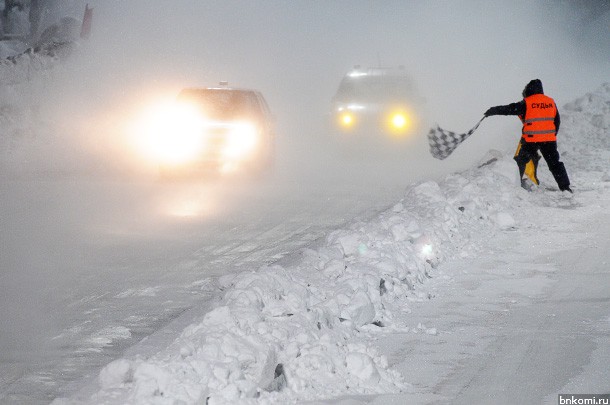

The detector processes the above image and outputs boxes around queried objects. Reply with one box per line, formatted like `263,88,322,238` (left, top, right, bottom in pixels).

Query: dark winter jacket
485,79,560,132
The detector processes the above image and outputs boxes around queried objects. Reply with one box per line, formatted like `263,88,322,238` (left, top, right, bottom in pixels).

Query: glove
484,107,497,117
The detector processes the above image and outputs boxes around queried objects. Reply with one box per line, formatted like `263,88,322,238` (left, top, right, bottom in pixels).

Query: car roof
180,83,261,94
344,66,410,78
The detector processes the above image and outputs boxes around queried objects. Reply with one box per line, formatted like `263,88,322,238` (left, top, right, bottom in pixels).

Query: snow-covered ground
2,3,609,403
46,83,610,404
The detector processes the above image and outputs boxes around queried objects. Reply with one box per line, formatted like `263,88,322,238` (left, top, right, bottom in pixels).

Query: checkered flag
428,117,486,160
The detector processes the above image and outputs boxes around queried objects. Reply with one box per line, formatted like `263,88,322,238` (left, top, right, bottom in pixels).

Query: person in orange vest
484,79,572,193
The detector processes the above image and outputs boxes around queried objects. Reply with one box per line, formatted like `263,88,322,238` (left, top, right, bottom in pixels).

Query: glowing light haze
49,0,608,176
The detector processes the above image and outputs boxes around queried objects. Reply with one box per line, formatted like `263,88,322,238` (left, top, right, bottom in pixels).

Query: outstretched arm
484,100,526,117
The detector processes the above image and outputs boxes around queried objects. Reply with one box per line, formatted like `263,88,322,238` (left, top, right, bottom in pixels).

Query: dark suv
158,84,275,176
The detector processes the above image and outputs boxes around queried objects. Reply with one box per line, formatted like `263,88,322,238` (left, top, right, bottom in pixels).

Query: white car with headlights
148,84,275,177
332,66,425,144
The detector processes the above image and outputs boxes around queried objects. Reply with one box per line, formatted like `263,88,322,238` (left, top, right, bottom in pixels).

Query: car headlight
390,112,410,130
338,111,356,128
157,106,205,164
223,123,259,159
131,101,205,165
386,109,414,136
391,113,408,129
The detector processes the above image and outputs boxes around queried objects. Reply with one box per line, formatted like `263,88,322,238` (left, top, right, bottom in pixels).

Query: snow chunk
333,231,368,256
322,258,347,279
492,212,516,230
392,202,404,213
132,363,173,399
346,352,380,383
340,290,376,327
99,359,134,389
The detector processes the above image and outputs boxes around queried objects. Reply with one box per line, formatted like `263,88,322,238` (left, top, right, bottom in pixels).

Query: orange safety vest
520,94,557,142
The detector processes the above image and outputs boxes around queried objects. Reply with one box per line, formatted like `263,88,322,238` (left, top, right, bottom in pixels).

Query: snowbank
51,83,609,404
0,44,62,149
561,83,610,173
56,167,515,404
0,40,92,176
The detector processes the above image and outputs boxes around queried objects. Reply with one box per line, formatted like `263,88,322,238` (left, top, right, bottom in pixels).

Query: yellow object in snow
514,141,539,185
524,159,539,185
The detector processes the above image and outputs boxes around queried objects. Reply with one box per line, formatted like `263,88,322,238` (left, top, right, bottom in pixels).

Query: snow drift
0,38,83,175
49,83,610,404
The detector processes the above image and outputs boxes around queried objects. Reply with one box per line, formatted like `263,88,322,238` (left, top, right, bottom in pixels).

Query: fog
1,2,609,401
2,0,608,340
34,0,603,175
10,0,603,183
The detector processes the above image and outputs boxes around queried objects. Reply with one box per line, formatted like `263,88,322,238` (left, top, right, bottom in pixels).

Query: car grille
201,128,227,159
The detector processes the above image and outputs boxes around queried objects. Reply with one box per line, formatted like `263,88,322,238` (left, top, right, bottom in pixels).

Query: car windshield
334,74,416,103
177,89,259,120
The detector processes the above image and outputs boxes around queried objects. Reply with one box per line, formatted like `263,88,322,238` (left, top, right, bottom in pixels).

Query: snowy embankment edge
58,83,610,405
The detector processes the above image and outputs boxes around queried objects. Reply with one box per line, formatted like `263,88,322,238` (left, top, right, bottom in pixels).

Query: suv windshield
178,89,260,120
335,74,416,103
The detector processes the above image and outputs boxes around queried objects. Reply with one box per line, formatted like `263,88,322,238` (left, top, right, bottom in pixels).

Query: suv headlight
223,123,259,159
338,111,356,128
386,109,415,136
157,104,205,164
390,112,409,129
132,101,205,164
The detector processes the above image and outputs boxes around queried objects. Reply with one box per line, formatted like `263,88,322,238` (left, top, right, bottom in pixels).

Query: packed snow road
375,190,610,404
0,144,437,404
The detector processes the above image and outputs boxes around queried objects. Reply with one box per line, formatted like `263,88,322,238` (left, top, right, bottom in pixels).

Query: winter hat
523,79,544,97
